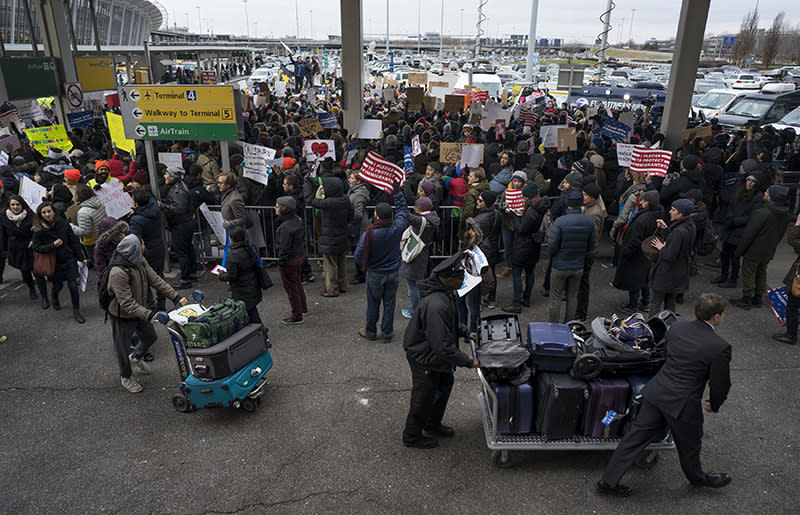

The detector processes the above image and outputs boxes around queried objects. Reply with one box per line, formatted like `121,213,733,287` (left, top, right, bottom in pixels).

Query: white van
691,88,748,119
454,72,502,98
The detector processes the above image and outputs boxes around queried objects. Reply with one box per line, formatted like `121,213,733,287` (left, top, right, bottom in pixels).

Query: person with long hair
0,195,37,300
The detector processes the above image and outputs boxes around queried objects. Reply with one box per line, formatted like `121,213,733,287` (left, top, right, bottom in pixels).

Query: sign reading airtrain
118,85,238,141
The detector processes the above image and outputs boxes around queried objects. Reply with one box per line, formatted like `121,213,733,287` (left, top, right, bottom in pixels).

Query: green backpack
182,299,249,348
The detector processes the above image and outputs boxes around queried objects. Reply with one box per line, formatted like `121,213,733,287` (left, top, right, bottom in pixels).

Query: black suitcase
479,314,522,345
535,372,588,440
186,323,268,380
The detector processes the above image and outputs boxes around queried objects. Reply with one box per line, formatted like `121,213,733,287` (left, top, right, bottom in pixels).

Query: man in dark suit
597,293,732,497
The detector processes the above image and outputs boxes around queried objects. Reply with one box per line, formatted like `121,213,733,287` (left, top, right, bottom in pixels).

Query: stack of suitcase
185,323,269,381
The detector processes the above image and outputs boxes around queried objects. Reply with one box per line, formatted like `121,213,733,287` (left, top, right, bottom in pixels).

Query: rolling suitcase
492,382,534,434
623,375,667,439
184,350,273,409
480,314,523,345
581,378,629,438
528,322,578,373
186,324,268,380
535,372,588,440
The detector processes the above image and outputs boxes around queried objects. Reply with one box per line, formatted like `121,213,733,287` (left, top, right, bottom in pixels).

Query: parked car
691,88,748,119
430,63,444,75
716,89,800,130
731,73,761,89
767,105,800,136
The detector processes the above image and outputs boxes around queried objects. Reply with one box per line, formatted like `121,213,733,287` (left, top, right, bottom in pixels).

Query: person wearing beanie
130,189,166,313
661,152,703,208
282,157,297,171
400,194,440,319
547,190,595,323
576,182,607,321
682,154,699,171
649,199,697,312
63,168,81,184
591,136,604,150
106,234,188,393
714,174,763,289
354,181,408,342
488,152,514,193
275,195,308,325
497,172,531,277
571,160,587,175
613,189,662,314
732,185,790,311
87,160,116,189
419,162,445,209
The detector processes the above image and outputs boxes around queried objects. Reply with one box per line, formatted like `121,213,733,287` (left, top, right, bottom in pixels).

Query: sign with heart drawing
303,139,335,162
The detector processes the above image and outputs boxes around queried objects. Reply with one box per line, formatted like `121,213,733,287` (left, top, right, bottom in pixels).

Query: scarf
6,209,27,225
360,218,393,272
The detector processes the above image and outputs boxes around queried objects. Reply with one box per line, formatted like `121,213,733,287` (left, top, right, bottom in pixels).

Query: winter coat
583,197,607,254
129,198,166,261
782,224,800,289
473,208,502,266
650,217,696,294
70,196,106,246
489,167,513,193
735,201,790,262
184,174,215,210
613,207,661,291
511,196,549,265
347,182,371,242
548,208,596,270
403,274,473,373
354,192,409,272
275,208,305,266
218,242,262,311
107,250,179,320
721,182,763,246
459,180,490,238
0,209,34,271
31,217,82,282
400,210,440,281
161,180,194,227
661,169,705,208
310,176,352,255
197,153,221,189
94,218,129,277
220,187,247,229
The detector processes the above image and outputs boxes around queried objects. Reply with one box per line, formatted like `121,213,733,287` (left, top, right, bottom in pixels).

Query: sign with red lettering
358,151,406,194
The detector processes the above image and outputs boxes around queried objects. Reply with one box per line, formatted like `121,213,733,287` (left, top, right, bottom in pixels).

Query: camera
641,95,655,108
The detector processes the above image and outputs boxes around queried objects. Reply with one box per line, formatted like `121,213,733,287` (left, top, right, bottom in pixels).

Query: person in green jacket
732,185,791,310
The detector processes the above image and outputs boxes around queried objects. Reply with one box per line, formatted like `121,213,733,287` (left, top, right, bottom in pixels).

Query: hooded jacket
310,176,352,255
218,241,262,310
735,201,790,262
403,274,473,372
70,195,106,246
275,196,305,266
511,196,549,265
651,217,696,294
129,196,166,261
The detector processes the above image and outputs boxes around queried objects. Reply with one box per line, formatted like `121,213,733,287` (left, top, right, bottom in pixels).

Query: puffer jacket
548,208,595,270
197,153,221,189
107,250,179,320
721,181,763,246
348,182,371,240
489,167,513,193
70,196,106,246
0,208,34,271
310,176,352,255
94,217,129,277
129,197,165,261
473,208,502,266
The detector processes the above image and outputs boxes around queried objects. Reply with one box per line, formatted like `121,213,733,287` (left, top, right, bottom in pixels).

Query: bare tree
761,11,785,67
732,8,759,65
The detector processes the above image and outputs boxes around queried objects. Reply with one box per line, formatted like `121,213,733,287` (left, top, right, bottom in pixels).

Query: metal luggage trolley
471,338,675,468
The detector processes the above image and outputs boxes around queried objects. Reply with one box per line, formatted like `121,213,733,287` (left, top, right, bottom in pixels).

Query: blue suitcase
528,322,578,373
183,350,273,410
492,382,534,434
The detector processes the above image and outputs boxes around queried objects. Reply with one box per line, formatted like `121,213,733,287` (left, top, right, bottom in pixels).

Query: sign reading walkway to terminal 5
118,85,238,141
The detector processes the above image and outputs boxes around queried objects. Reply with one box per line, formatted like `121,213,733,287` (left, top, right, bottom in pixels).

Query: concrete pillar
661,0,711,151
339,0,363,134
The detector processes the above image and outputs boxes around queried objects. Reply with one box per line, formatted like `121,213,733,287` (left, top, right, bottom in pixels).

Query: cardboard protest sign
386,78,398,87
444,95,465,113
429,81,449,89
242,143,277,185
461,144,484,168
423,96,436,113
0,134,21,153
406,87,424,110
106,112,134,155
95,179,133,219
616,143,635,167
19,177,47,212
439,142,485,164
683,126,713,142
158,152,182,169
382,111,402,128
356,119,382,139
540,125,566,148
297,116,324,137
25,125,73,154
383,88,397,103
408,72,428,85
303,139,335,162
557,127,579,151
618,111,636,128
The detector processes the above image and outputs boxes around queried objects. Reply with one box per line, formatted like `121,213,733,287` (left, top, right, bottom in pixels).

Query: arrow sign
134,125,146,137
129,89,140,101
132,107,143,119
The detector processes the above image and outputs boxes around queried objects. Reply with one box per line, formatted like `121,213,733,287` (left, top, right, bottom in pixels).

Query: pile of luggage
476,311,677,439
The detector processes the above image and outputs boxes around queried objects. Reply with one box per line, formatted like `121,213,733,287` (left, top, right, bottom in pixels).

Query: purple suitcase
581,378,629,439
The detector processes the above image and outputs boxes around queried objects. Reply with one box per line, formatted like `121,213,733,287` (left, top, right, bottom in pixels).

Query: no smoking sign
65,82,83,109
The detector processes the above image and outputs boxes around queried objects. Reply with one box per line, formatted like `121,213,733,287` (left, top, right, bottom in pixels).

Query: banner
94,179,133,219
317,112,338,128
540,125,566,148
242,142,277,185
767,286,788,327
18,176,47,212
519,108,538,127
495,119,506,140
504,189,524,212
470,89,489,103
303,139,335,162
616,143,635,167
601,118,632,143
105,112,134,155
358,151,406,194
630,146,673,177
25,125,73,154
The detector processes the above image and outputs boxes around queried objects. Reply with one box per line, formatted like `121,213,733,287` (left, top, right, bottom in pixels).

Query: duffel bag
183,299,249,348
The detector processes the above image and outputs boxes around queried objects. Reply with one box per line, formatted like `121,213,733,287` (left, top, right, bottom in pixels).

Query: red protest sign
630,146,673,177
505,189,524,212
359,151,406,194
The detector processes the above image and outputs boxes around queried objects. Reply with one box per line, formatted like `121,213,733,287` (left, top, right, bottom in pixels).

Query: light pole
525,0,538,82
439,0,443,58
629,8,636,45
386,0,389,53
295,0,300,40
309,10,313,40
618,17,625,46
417,0,420,53
196,6,201,34
460,8,464,49
243,0,250,44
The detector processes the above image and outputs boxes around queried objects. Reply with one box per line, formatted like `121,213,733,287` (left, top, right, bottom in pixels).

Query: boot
73,309,85,324
751,295,763,308
502,301,522,314
521,297,531,308
40,295,50,310
718,277,738,288
710,275,727,284
52,295,61,311
28,285,37,300
732,295,752,310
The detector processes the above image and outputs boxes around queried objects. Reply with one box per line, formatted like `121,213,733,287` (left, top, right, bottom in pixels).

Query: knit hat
512,170,528,183
640,189,660,206
95,160,109,172
681,154,699,170
564,172,582,188
375,202,392,219
522,182,539,198
672,198,694,216
591,136,604,148
566,189,584,207
64,169,81,183
571,160,586,174
768,185,789,204
480,190,499,207
745,174,758,182
283,157,297,170
582,182,601,200
415,196,433,212
166,166,184,178
741,159,759,174
420,182,436,196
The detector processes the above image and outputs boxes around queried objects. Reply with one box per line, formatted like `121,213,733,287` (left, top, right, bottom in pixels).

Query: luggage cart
471,341,674,467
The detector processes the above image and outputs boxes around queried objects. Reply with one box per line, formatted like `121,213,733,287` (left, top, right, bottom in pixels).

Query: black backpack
98,265,133,315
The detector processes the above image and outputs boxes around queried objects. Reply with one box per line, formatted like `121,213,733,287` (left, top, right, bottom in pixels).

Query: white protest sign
356,119,382,139
430,86,450,100
540,125,567,148
94,179,133,219
274,81,287,97
484,100,511,124
158,152,182,169
19,177,47,212
0,150,8,166
303,139,335,162
457,247,489,297
77,260,88,292
199,203,226,244
411,135,421,157
461,144,484,169
242,142,276,185
617,143,635,167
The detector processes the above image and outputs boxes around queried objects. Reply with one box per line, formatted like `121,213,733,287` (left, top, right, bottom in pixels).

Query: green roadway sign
0,57,60,101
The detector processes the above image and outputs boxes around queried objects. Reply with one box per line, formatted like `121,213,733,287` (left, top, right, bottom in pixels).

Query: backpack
98,265,133,316
696,216,719,256
401,216,427,263
249,243,273,290
533,209,552,244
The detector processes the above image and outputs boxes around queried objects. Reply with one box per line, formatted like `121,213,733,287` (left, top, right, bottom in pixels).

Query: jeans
501,227,515,269
403,358,455,441
406,278,420,315
512,263,535,302
457,286,481,334
52,278,80,309
549,268,582,322
171,218,196,282
365,269,399,340
279,255,307,319
650,291,677,313
576,254,594,318
110,314,158,378
628,287,651,309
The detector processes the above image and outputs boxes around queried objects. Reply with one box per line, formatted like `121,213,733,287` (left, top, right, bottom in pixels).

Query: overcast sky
164,1,799,45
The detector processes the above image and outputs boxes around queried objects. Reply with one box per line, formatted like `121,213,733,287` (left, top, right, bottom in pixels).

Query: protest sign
0,134,20,153
439,142,484,164
158,152,182,169
601,118,632,143
504,189,524,212
630,146,673,177
618,111,636,128
411,135,421,156
430,86,450,100
273,81,287,97
18,104,46,127
95,179,133,219
540,125,566,148
199,203,226,244
356,119,382,139
408,72,428,85
444,95,465,113
383,88,397,103
317,112,338,128
485,100,511,124
297,116,324,137
0,110,24,131
683,126,713,142
0,150,7,166
767,286,788,327
25,125,73,154
429,81,449,89
495,119,507,140
422,96,436,112
358,151,406,194
242,142,277,185
19,177,46,212
66,110,93,128
557,127,579,151
406,87,423,110
303,139,335,162
457,247,488,297
616,143,635,167
461,144,484,168
106,112,134,155
470,89,489,103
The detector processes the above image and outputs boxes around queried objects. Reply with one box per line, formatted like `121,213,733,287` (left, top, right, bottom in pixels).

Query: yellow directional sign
120,85,234,106
133,105,235,123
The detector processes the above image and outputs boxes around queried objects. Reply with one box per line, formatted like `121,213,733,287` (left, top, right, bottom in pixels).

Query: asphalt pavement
1,239,798,514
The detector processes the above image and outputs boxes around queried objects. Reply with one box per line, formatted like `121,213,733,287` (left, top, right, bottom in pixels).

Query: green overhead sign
0,57,60,101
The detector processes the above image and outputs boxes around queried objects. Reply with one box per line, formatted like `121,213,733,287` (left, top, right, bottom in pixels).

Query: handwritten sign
106,112,134,155
297,116,324,137
683,126,713,141
95,179,132,219
19,177,47,212
461,144,484,168
444,95,465,113
557,127,579,151
25,125,73,154
158,152,182,169
440,142,484,164
429,81,449,89
303,139,335,162
616,143,635,167
540,125,566,148
0,110,24,131
242,142,276,185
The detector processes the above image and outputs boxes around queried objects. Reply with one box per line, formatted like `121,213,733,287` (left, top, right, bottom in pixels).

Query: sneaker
281,317,304,325
142,352,155,362
129,353,151,374
487,301,496,309
401,309,413,319
596,480,632,497
121,376,143,393
305,274,315,283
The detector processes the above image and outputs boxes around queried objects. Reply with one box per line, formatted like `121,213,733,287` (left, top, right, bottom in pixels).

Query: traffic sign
118,85,238,141
65,83,84,109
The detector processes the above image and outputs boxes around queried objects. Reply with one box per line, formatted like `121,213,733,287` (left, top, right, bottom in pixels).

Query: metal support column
64,0,79,55
661,0,711,151
339,0,363,134
21,0,39,55
524,0,538,82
